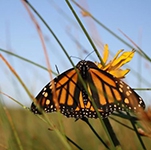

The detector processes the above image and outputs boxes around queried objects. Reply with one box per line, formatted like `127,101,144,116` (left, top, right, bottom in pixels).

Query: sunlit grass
0,0,151,150
1,108,151,150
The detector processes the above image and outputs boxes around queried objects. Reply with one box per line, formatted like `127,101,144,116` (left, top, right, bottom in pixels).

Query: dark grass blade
126,112,146,150
66,136,83,150
81,117,110,149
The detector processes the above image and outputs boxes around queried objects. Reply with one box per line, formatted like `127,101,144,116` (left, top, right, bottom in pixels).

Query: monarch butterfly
31,60,145,118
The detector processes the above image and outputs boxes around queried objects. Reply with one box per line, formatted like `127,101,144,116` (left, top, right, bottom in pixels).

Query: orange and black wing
31,68,82,117
85,62,145,117
31,60,145,118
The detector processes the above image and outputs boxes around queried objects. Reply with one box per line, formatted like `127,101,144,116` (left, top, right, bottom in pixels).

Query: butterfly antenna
84,51,94,60
70,56,82,61
55,65,60,75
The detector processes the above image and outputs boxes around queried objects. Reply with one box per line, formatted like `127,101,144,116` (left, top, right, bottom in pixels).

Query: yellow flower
95,44,135,78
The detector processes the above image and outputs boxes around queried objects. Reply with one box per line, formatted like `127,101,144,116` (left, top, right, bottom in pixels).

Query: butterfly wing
114,78,145,111
86,66,145,115
31,68,82,117
31,68,108,118
31,60,145,119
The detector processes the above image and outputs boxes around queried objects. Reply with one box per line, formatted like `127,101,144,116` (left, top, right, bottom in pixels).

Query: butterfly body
31,60,145,118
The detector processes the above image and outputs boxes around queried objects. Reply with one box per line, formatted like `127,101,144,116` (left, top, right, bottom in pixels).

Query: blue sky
0,0,151,107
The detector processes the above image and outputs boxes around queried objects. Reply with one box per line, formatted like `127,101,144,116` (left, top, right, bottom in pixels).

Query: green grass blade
66,0,104,66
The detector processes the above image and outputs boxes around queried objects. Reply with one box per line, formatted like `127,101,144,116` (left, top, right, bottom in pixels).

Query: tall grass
0,1,151,150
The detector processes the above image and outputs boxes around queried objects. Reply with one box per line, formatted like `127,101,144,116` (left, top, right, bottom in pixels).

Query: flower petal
95,45,135,78
103,44,109,64
109,69,130,78
112,49,124,62
111,50,135,70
